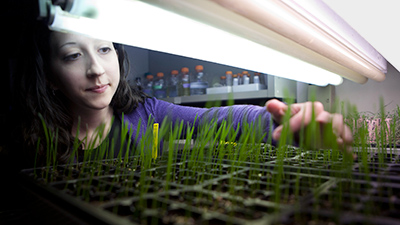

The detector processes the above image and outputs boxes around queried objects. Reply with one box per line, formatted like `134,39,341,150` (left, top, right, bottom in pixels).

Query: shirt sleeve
145,98,275,143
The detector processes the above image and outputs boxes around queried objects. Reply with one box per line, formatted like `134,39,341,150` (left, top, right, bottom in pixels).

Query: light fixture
38,0,361,86
208,0,386,82
280,0,386,74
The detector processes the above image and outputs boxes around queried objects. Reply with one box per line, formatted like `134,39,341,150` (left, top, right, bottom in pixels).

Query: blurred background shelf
159,75,297,107
160,89,270,105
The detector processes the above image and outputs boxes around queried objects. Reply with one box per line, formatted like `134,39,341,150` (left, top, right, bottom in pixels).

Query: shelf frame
161,89,272,104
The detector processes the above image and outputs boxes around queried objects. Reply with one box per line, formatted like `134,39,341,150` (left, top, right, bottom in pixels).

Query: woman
12,22,353,167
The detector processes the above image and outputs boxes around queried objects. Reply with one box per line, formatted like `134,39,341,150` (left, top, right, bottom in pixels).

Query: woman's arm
146,97,353,149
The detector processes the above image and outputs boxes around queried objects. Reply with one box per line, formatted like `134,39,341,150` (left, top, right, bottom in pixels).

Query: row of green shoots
32,96,400,222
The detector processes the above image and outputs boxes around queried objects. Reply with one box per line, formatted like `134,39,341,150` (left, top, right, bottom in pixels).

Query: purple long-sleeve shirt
119,97,274,145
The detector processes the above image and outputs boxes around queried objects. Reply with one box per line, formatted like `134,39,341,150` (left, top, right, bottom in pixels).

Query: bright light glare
50,0,343,86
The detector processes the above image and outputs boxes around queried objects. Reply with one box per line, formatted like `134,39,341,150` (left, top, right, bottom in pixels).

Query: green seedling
31,94,400,224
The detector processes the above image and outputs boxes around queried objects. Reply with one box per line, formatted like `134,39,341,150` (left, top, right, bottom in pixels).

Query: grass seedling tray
20,144,400,225
20,98,400,224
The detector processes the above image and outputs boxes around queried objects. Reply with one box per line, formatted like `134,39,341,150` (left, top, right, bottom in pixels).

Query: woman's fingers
287,101,324,134
269,101,324,140
272,125,283,141
332,114,353,145
268,100,353,151
265,99,288,124
317,113,353,145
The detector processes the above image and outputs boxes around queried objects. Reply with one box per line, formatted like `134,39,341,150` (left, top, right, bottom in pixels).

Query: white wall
335,63,400,114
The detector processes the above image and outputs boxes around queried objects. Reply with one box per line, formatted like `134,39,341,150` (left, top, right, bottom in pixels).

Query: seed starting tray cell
21,147,400,225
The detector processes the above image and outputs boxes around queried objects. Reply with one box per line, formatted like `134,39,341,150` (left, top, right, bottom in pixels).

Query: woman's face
49,32,120,113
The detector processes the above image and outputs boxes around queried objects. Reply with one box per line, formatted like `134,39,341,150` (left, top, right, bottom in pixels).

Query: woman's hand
265,99,353,152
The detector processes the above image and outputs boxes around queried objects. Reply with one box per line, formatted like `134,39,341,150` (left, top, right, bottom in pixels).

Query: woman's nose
86,56,105,77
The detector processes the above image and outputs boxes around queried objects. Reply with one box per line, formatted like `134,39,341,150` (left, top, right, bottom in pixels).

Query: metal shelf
160,89,271,104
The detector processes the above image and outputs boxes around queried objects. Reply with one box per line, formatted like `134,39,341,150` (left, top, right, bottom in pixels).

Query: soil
19,149,400,225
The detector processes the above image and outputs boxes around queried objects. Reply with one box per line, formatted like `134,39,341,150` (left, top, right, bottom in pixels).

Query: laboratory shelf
160,89,271,104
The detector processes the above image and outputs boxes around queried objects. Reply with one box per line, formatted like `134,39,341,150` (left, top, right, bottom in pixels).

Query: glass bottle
225,71,233,86
220,76,227,86
253,72,260,84
153,72,166,98
143,74,154,97
243,71,250,85
190,65,208,95
135,77,143,90
168,70,180,97
181,67,190,96
232,74,239,86
238,72,243,85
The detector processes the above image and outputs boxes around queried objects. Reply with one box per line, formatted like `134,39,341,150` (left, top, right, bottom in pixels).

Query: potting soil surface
19,146,400,225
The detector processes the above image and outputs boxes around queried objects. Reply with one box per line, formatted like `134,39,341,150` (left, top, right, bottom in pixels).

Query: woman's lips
86,84,109,93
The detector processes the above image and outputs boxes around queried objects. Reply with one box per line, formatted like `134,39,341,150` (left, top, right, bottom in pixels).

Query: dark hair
13,21,146,166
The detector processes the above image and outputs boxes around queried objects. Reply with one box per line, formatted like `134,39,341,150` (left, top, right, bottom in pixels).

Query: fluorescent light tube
48,0,343,86
281,0,386,73
210,0,385,82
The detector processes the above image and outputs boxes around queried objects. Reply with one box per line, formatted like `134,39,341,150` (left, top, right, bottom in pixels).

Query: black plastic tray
20,147,400,225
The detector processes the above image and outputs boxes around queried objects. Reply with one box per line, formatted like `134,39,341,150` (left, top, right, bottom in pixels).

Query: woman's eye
63,53,81,61
99,47,111,54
